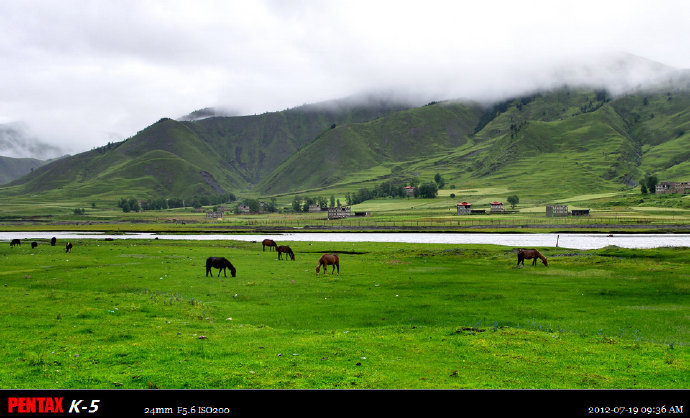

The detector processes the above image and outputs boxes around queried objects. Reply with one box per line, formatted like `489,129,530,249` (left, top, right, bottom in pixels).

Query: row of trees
289,176,446,212
117,192,237,213
345,179,440,206
291,195,340,212
238,198,278,214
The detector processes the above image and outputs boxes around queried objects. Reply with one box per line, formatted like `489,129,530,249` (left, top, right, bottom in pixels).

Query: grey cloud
0,0,689,157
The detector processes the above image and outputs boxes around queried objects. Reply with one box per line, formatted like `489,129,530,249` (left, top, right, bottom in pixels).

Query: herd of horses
9,236,546,280
205,238,341,278
9,237,72,252
209,238,544,278
262,238,339,274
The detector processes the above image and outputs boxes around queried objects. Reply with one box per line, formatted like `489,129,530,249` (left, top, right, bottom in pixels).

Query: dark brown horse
277,245,295,261
517,249,548,267
65,242,73,253
10,239,20,247
206,256,236,277
316,254,339,275
262,239,277,252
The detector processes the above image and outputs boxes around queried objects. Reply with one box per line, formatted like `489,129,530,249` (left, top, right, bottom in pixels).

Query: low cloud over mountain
0,123,65,159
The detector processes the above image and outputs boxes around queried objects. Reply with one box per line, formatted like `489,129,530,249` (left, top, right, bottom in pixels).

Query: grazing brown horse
277,245,295,261
316,254,339,275
262,239,277,252
517,249,548,267
206,256,236,277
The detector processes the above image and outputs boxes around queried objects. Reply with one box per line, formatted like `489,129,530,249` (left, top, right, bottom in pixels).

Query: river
1,231,689,250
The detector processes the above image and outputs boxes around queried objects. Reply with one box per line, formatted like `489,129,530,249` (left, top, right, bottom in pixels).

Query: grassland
1,238,687,389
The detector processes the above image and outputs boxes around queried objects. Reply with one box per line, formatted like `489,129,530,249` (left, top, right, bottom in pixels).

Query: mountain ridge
2,76,689,205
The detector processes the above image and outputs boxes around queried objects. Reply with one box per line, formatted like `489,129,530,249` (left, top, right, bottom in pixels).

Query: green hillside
0,156,47,184
1,98,414,201
1,85,689,208
256,101,485,193
259,87,690,202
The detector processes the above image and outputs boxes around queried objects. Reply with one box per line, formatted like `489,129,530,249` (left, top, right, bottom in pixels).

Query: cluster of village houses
203,180,689,220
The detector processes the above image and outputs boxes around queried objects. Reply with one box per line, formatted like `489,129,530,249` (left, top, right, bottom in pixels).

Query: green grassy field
0,238,687,389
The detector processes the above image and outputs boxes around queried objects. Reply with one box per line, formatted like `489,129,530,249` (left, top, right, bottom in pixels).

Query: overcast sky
1,0,690,156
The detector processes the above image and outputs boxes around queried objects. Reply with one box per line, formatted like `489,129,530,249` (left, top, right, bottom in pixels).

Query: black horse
51,237,56,246
206,257,236,277
10,239,20,247
65,242,73,253
31,242,38,249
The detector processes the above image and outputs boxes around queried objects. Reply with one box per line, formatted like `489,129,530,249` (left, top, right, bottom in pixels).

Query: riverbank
3,220,690,235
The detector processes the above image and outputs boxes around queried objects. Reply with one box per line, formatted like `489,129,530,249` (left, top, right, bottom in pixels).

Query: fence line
231,216,689,228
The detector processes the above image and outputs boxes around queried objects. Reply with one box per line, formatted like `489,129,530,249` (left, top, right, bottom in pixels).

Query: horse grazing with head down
10,239,20,247
277,245,295,261
316,254,339,275
206,257,236,277
262,239,277,252
517,249,548,267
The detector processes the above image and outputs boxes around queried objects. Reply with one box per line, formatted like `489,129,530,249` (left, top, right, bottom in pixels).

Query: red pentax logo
7,397,64,413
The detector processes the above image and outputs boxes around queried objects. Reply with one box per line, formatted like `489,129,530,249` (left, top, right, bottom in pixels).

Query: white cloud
0,0,689,155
